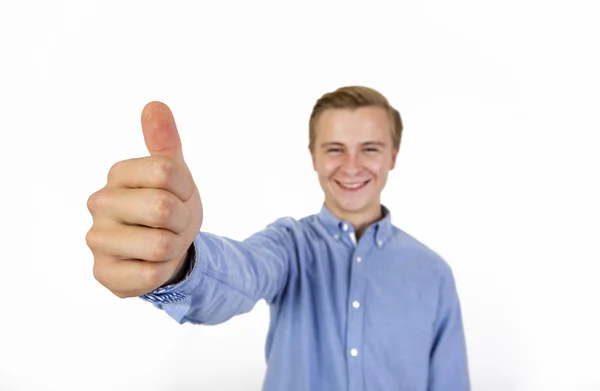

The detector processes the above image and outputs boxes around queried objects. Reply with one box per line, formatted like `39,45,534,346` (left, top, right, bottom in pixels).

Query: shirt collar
316,203,394,247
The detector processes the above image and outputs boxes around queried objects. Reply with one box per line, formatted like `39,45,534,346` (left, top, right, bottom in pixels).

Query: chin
321,177,380,214
328,193,375,215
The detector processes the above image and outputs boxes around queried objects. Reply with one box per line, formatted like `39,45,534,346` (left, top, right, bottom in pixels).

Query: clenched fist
86,102,203,298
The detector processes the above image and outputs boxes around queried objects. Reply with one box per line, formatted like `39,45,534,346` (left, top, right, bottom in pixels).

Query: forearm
140,220,294,325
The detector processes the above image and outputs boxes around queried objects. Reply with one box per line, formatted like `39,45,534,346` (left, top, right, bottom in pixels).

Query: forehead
315,106,392,144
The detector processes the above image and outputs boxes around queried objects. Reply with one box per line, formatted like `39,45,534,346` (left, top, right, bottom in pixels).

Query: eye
327,148,342,153
364,148,380,153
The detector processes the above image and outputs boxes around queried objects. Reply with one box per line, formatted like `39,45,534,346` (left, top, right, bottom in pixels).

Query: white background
1,1,599,390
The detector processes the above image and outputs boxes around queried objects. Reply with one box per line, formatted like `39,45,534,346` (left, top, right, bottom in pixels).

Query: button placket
346,242,368,390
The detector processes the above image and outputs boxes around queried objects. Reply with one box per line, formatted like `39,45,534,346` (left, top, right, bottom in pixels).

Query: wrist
161,245,193,287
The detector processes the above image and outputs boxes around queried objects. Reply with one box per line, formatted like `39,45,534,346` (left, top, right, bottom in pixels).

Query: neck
326,201,383,240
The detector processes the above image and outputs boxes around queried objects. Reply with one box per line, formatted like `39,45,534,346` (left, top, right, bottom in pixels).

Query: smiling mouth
335,180,370,191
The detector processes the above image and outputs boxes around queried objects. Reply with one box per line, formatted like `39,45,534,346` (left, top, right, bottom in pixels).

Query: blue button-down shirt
141,204,470,391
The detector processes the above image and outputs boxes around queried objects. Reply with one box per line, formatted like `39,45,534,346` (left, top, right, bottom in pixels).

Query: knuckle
86,193,95,212
92,262,102,282
153,193,174,225
107,160,124,183
85,228,100,250
142,264,164,289
112,291,129,299
92,261,108,286
93,259,136,298
87,191,102,213
150,157,176,188
152,230,177,260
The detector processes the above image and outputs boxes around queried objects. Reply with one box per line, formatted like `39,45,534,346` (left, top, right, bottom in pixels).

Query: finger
141,101,186,165
86,220,184,262
106,156,195,203
92,188,191,234
93,256,174,297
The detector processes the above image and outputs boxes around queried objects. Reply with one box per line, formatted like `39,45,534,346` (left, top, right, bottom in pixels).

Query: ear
310,147,317,171
390,147,399,170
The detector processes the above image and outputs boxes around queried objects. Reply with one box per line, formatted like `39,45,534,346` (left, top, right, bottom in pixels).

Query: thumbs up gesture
86,102,203,298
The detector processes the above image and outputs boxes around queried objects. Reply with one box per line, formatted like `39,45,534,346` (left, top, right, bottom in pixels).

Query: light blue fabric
141,204,470,391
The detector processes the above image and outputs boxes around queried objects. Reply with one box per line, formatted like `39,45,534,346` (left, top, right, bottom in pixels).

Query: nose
342,152,361,176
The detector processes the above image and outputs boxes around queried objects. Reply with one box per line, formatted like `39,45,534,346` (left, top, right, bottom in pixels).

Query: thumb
141,101,186,164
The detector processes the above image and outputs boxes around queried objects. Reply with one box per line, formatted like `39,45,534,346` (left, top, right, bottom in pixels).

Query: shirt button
352,301,360,308
350,348,358,357
377,240,383,247
356,257,362,263
333,234,340,240
342,224,348,231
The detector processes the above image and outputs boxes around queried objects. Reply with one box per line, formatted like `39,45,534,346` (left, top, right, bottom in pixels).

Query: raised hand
86,102,203,298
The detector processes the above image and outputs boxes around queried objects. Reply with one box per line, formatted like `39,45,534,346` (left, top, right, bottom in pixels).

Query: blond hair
308,86,403,152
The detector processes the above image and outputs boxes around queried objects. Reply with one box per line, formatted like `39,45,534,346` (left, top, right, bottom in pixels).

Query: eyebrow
320,141,386,148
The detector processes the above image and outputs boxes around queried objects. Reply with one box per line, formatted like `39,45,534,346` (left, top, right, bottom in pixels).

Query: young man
86,86,470,390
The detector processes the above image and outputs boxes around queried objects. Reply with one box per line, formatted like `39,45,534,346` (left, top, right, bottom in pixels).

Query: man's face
311,106,398,221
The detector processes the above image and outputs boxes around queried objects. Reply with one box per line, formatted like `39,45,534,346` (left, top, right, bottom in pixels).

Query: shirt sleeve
428,265,471,391
139,217,296,325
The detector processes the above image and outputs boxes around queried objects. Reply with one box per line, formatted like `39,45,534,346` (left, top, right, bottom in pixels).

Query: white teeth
339,181,367,189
